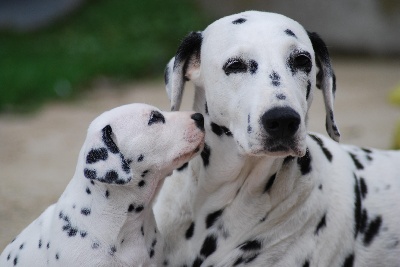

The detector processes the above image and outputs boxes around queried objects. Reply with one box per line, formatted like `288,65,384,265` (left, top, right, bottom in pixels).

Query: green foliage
0,0,207,112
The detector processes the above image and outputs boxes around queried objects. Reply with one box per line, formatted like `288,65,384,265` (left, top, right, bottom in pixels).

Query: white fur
0,103,205,267
155,11,400,266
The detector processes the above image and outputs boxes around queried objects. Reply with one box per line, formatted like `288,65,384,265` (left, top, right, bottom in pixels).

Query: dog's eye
291,52,312,73
223,58,247,75
148,111,165,125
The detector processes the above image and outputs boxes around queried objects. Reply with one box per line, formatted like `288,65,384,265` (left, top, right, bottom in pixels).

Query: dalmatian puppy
0,103,205,266
154,11,400,266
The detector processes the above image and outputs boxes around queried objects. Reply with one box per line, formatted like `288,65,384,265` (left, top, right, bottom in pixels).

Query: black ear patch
232,18,247,24
174,31,202,71
84,125,132,185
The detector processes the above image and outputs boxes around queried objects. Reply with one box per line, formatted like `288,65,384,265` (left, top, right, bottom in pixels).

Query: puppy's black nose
261,107,300,138
191,113,204,132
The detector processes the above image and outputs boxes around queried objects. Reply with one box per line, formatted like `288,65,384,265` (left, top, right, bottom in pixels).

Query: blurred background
0,0,399,250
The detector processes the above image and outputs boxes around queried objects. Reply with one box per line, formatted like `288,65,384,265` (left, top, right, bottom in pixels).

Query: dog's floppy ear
165,31,202,111
83,124,132,184
308,31,341,142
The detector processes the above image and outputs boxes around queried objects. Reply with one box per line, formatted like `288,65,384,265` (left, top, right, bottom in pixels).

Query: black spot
359,178,368,199
364,216,382,246
102,125,119,154
141,225,144,236
137,154,144,162
13,256,18,266
205,102,209,115
303,260,310,267
247,114,253,133
354,174,362,238
135,205,144,213
68,227,78,237
319,184,323,190
306,80,311,100
297,148,312,175
200,235,217,258
86,148,108,164
284,29,296,37
47,242,50,249
239,240,262,251
121,155,130,174
232,18,246,24
360,209,368,233
201,143,211,167
269,71,280,86
84,168,97,180
55,253,59,260
141,170,149,177
192,257,203,267
249,60,258,74
284,156,294,164
309,134,332,162
163,259,169,266
342,253,354,267
92,242,99,249
149,248,155,258
80,231,87,238
90,180,95,185
206,209,224,229
7,253,10,260
38,239,42,249
276,94,286,100
109,245,117,256
19,243,24,249
86,187,91,195
177,162,189,171
128,204,135,212
105,190,110,198
263,173,276,193
81,208,91,216
349,152,364,170
185,222,195,239
138,180,146,187
104,170,119,183
315,214,327,235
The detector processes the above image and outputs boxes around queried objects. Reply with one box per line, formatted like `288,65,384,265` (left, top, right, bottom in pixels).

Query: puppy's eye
148,111,165,125
223,58,247,75
290,52,312,73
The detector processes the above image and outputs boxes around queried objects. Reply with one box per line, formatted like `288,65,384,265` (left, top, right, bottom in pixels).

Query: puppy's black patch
269,71,280,86
86,148,108,164
342,253,354,267
200,235,217,258
185,222,195,239
315,214,327,235
206,209,224,229
238,240,262,251
364,216,382,246
284,29,296,37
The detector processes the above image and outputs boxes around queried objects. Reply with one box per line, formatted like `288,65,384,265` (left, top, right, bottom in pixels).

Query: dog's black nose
261,107,300,138
191,113,204,131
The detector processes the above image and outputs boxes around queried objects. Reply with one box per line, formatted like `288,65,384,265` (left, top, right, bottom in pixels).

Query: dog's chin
240,139,306,158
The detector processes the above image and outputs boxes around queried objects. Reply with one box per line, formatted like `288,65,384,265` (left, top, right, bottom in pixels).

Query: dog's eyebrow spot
284,29,296,37
232,18,246,24
137,154,144,162
249,60,258,74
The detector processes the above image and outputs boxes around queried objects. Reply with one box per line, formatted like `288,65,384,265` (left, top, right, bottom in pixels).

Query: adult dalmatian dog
154,11,400,266
0,103,205,266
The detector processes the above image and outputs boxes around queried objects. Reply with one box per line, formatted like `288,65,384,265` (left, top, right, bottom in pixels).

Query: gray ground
0,58,399,251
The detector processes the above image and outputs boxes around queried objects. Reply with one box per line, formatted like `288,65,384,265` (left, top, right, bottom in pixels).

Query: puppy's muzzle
261,107,300,139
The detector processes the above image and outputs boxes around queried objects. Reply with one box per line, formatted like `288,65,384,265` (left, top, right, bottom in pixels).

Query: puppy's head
82,103,205,185
165,11,340,158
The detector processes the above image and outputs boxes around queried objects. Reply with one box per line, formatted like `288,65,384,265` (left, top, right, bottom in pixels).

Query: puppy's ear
165,31,202,111
308,31,340,142
83,125,132,184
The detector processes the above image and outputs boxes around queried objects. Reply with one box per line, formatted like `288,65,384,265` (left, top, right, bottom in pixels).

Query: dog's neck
62,163,163,258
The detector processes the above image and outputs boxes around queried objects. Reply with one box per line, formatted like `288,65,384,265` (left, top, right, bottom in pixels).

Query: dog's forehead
203,11,311,53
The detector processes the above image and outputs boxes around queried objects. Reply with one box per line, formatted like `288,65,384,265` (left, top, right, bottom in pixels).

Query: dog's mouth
239,135,306,157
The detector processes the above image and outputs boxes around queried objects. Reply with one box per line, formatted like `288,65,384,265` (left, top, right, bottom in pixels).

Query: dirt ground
0,58,399,251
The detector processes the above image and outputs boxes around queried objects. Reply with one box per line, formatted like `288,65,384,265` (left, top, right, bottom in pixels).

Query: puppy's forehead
203,11,311,53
